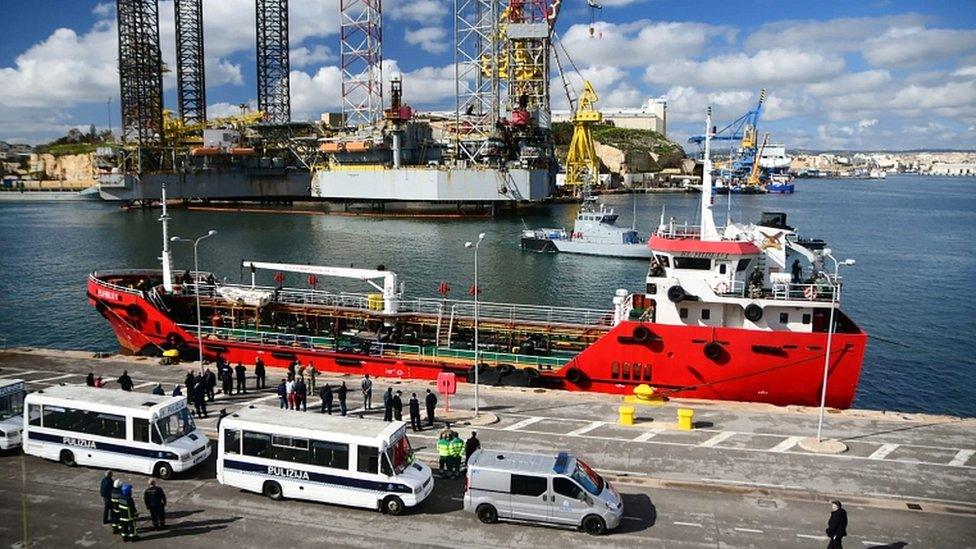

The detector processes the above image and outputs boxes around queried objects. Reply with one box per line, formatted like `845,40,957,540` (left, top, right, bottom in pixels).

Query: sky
1,0,975,150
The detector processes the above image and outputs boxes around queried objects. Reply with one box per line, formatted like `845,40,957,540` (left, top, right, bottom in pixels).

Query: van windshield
155,407,196,443
571,459,604,496
0,391,25,421
386,434,413,475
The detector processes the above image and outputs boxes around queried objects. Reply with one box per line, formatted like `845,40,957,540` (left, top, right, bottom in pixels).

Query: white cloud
645,48,844,89
560,20,735,69
404,26,449,55
291,45,335,68
207,101,257,119
207,59,244,86
662,86,756,123
92,2,114,17
743,14,927,53
289,67,343,120
863,27,976,67
805,70,891,97
386,0,448,22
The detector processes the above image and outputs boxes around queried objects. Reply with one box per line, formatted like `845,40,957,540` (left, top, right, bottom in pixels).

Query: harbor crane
689,88,766,179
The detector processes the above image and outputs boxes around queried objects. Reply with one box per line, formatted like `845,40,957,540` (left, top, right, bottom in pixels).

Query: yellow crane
162,106,266,147
564,79,602,189
746,132,769,187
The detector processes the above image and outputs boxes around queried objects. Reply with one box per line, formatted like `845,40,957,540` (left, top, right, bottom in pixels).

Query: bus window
42,406,70,430
311,440,349,470
28,404,41,426
357,446,379,474
133,418,151,443
243,431,271,458
271,435,310,464
224,429,241,454
88,412,125,439
155,408,196,443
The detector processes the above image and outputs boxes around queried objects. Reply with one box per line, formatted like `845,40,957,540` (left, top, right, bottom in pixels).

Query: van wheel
582,514,607,536
59,450,76,467
476,504,498,524
382,496,404,516
154,462,173,480
263,481,283,501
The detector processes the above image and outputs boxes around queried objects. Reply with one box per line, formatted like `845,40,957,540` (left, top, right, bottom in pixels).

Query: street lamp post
171,230,217,374
816,253,855,442
465,233,486,417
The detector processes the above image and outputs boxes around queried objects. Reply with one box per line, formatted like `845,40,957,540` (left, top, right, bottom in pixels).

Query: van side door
509,474,549,522
550,476,592,526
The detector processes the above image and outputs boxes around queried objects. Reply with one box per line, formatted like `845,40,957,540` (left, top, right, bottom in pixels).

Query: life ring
704,342,723,360
804,286,818,300
632,325,652,343
667,285,686,303
714,281,729,294
744,303,763,322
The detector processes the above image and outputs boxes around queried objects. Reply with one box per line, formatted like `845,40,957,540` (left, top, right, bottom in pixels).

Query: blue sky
1,0,975,150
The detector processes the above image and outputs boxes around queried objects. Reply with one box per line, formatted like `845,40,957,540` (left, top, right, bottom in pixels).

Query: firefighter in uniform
110,479,124,534
118,483,139,542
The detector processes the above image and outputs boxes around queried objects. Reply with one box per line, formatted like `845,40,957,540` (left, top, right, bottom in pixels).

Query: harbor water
0,174,973,416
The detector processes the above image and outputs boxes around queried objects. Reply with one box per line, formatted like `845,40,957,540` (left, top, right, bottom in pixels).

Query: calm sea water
1,175,973,416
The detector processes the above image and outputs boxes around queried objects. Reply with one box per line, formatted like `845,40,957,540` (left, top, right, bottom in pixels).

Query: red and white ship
87,111,866,408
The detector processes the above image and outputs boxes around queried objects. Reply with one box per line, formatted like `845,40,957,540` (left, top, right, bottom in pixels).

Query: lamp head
207,230,217,236
478,233,486,241
842,259,856,266
464,242,473,248
170,236,180,242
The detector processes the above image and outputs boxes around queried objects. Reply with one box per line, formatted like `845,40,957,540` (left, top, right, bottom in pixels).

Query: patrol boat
520,197,651,259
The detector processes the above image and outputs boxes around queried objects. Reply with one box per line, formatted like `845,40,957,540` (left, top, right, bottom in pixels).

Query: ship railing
655,224,728,240
89,272,149,297
716,279,840,302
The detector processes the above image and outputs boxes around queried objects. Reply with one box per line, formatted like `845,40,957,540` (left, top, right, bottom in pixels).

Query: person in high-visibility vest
436,434,451,476
109,479,123,534
449,433,465,479
118,484,139,542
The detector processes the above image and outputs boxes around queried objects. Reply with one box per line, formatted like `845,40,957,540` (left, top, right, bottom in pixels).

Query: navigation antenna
159,185,174,293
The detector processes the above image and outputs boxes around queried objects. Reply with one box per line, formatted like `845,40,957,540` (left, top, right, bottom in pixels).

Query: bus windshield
571,458,604,496
0,391,25,421
386,434,413,475
155,407,196,443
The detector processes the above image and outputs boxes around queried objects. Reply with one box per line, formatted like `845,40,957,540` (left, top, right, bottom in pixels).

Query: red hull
88,276,866,408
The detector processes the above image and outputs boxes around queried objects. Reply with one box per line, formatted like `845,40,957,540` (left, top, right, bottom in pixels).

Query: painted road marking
621,516,642,522
769,436,803,453
948,449,975,467
700,478,805,490
31,374,77,384
699,431,736,448
633,429,663,442
567,421,606,436
244,394,280,406
504,417,546,431
797,534,828,540
673,521,702,528
862,542,889,546
134,381,159,389
868,443,899,460
734,528,764,534
0,369,39,378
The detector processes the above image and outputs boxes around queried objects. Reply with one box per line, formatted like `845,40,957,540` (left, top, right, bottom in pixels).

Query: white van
464,450,624,535
217,406,433,515
0,380,27,450
23,385,211,478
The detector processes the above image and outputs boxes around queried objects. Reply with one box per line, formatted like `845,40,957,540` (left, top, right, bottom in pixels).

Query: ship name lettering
97,289,120,301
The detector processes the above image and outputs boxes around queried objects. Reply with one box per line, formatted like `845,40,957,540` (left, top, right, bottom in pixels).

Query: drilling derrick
502,0,550,126
117,0,164,147
256,0,291,124
454,0,501,163
175,0,206,126
341,0,384,128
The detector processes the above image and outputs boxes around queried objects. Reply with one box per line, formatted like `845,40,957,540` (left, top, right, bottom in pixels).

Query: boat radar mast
159,185,174,293
700,107,720,241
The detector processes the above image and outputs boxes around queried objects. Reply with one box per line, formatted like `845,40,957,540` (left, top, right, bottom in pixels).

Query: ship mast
159,185,174,292
700,106,720,241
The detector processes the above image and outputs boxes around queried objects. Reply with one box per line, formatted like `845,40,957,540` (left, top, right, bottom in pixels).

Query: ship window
621,363,630,379
701,309,711,320
655,255,670,268
719,264,727,274
679,308,688,319
646,283,657,294
737,259,751,272
780,312,789,324
611,362,620,378
674,257,711,270
632,363,641,379
802,313,811,325
643,364,652,381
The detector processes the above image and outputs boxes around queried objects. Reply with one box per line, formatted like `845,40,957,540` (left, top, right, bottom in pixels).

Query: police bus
217,406,433,515
23,385,211,478
0,379,27,450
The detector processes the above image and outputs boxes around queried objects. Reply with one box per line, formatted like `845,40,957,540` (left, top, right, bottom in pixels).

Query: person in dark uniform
361,374,373,410
337,382,348,416
86,372,96,387
287,360,297,381
110,479,123,534
392,391,403,421
100,471,114,525
826,500,848,549
320,383,333,414
383,388,394,422
117,370,134,391
172,384,182,397
235,362,247,395
118,484,139,541
791,259,803,284
204,368,216,401
277,379,287,409
408,393,422,432
465,432,481,465
295,377,307,412
221,366,233,397
143,479,166,530
425,389,437,427
151,383,165,396
184,371,196,395
192,380,207,418
254,358,266,389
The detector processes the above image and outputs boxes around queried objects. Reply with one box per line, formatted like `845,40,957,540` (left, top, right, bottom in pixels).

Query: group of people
381,386,438,432
436,429,480,479
100,470,167,542
276,359,321,412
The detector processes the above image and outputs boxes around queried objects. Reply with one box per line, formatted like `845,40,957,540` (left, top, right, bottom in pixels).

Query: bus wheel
582,514,606,535
59,450,76,467
382,496,404,516
154,462,173,480
476,504,498,524
262,481,283,501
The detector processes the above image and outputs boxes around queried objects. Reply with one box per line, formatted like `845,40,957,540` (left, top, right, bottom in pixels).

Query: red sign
468,285,481,296
437,372,457,395
437,281,451,297
308,274,318,287
274,272,285,285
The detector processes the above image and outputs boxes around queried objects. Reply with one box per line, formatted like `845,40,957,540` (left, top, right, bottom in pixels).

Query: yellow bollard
677,408,695,431
618,405,636,426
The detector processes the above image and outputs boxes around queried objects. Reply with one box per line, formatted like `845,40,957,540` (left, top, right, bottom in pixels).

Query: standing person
826,500,848,549
337,381,348,416
171,384,182,397
295,377,308,412
287,359,297,381
254,357,266,389
94,376,105,388
392,390,403,421
100,471,114,525
117,370,133,391
235,362,247,395
361,374,373,411
151,383,165,396
192,380,208,418
286,377,296,410
449,432,465,479
465,431,481,465
221,366,234,398
320,383,333,414
204,368,216,401
86,372,96,387
298,362,307,381
110,479,124,534
307,363,317,393
118,484,139,542
436,434,451,477
277,378,287,409
408,393,422,432
143,479,166,530
425,389,437,427
791,259,803,284
184,371,195,396
383,388,393,422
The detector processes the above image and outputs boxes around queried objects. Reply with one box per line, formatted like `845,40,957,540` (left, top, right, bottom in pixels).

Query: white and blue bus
217,407,433,515
0,379,27,450
23,385,211,478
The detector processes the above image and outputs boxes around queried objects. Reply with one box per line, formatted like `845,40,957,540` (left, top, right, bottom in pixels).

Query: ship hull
552,240,653,259
88,273,866,408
